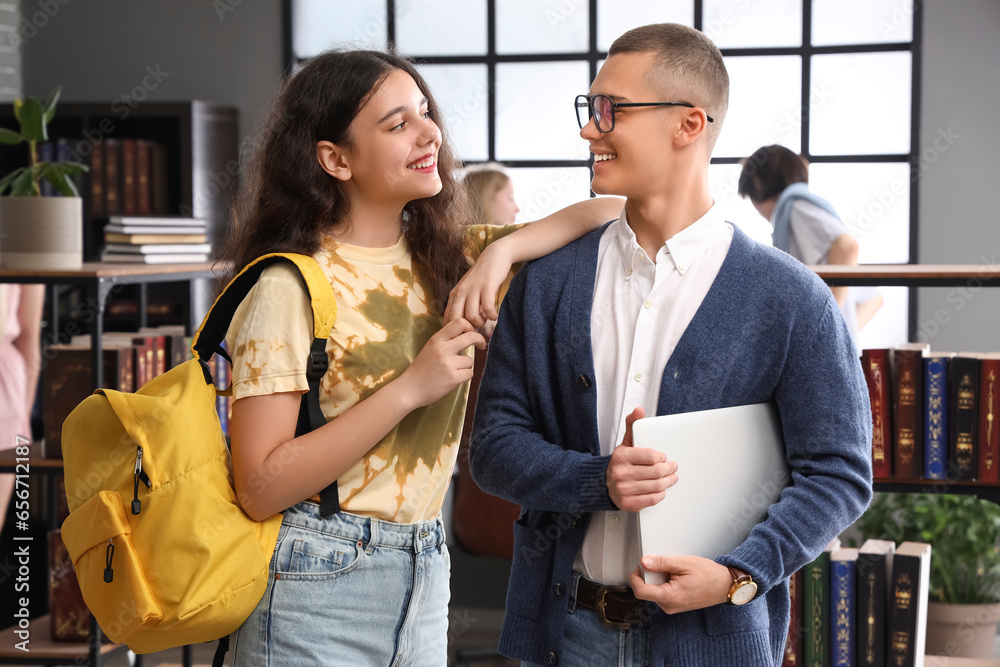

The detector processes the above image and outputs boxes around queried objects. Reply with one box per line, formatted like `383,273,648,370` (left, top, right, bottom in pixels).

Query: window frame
285,0,923,335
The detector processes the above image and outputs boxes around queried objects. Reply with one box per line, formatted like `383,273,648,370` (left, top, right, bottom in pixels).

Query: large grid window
288,0,919,347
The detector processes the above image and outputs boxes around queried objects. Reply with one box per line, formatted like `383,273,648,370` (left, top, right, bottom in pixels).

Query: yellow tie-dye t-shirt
225,224,521,523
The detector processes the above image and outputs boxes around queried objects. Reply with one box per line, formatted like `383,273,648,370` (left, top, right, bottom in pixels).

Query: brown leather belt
575,577,648,629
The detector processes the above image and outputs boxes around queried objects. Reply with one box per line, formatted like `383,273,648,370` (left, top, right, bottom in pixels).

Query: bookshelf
812,263,1000,506
0,101,239,260
0,264,217,667
0,263,219,387
0,101,238,335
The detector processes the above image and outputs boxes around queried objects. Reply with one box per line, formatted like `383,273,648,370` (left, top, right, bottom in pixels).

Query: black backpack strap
295,337,341,517
212,635,229,667
196,254,342,516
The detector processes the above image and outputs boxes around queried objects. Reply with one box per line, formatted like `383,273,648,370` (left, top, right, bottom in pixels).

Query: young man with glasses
469,23,873,667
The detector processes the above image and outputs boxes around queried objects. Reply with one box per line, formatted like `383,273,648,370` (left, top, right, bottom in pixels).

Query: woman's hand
396,317,486,409
445,242,514,329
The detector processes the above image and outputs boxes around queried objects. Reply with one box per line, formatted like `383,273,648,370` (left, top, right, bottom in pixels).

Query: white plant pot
0,196,83,270
925,601,1000,659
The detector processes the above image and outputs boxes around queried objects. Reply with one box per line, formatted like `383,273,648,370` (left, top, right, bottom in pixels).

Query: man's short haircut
738,144,809,203
608,23,729,153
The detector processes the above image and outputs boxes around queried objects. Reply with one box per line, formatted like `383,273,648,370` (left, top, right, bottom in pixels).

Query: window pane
497,0,588,54
417,65,489,162
807,162,911,264
703,0,801,48
597,0,694,52
707,164,774,246
507,168,595,223
292,0,386,56
495,62,592,161
812,0,913,46
713,56,802,159
396,0,487,56
856,285,908,350
810,52,911,156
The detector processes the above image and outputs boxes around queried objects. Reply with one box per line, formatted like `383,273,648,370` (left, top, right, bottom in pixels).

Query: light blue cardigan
469,222,873,667
771,182,842,253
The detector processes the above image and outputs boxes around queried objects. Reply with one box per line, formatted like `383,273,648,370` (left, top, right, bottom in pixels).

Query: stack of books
100,215,211,264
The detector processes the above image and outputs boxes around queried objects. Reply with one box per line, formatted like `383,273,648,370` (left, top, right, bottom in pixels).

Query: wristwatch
727,566,757,605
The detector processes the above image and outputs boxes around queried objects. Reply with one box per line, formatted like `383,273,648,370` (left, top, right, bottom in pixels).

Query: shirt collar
613,203,728,276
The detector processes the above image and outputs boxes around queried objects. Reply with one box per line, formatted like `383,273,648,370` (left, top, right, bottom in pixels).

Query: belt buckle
595,584,632,630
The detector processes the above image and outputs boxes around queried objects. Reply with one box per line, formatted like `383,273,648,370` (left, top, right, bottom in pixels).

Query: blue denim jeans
524,573,652,667
230,501,450,666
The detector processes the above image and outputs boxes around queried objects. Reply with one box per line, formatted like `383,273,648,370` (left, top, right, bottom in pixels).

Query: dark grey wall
20,0,284,141
916,0,1000,352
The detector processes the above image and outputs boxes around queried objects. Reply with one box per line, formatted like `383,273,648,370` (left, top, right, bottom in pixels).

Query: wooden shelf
924,656,1000,666
874,478,1000,503
811,263,1000,287
0,262,223,283
0,615,125,665
0,441,63,475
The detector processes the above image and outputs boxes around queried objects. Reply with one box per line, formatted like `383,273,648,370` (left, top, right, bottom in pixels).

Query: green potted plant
0,86,89,269
854,492,1000,659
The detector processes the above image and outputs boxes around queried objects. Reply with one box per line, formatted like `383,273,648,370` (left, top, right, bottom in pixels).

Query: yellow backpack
59,253,337,659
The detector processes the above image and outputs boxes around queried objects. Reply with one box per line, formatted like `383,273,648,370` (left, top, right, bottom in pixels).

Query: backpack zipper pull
104,538,115,583
132,446,144,515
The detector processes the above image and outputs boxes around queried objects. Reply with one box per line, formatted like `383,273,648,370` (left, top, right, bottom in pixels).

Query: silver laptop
633,402,790,585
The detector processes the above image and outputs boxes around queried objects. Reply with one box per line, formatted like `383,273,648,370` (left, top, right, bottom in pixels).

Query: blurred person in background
0,283,44,531
739,144,882,346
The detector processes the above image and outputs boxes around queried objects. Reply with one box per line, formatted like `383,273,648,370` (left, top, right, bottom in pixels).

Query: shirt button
643,300,652,309
578,374,592,389
626,269,633,277
634,373,642,382
609,513,620,524
678,263,688,271
553,583,565,597
548,652,559,665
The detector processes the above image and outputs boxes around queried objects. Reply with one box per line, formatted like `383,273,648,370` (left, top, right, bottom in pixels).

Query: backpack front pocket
61,490,162,643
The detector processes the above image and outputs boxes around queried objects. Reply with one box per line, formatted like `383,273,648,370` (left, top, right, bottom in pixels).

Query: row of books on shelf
861,344,999,484
99,214,211,264
782,538,931,667
37,136,170,217
41,328,233,459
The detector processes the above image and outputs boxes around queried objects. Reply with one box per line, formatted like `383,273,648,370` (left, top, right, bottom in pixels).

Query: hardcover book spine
216,354,230,437
856,553,887,667
978,358,1000,484
890,555,920,667
39,142,55,196
949,356,979,481
136,139,152,215
105,138,120,216
88,140,105,218
42,348,128,458
831,560,855,667
892,349,923,478
783,568,804,666
805,553,831,667
923,357,948,480
121,137,136,216
49,530,90,641
863,349,893,478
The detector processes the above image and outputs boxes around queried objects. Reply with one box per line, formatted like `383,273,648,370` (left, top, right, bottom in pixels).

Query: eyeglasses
575,94,714,133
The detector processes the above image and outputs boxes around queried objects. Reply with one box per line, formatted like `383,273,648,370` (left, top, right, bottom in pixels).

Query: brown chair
452,346,521,559
450,346,521,666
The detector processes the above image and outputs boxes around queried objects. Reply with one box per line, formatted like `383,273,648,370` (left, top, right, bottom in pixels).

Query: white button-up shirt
574,204,734,585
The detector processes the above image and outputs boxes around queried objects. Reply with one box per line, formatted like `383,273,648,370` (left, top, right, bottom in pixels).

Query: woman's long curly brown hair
220,50,471,312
